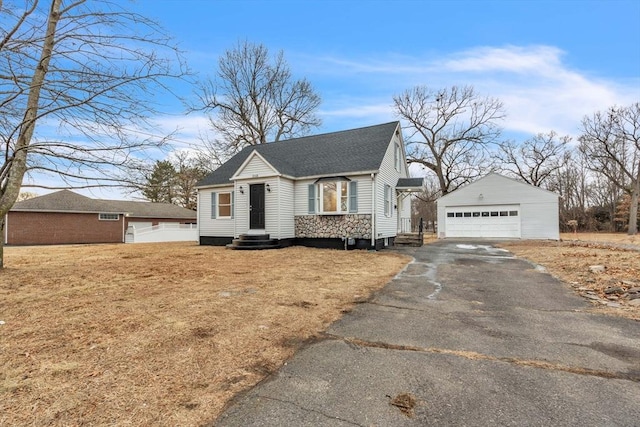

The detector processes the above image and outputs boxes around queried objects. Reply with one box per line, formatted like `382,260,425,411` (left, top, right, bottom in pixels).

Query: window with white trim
210,191,234,219
99,213,119,221
384,184,392,217
308,180,357,214
394,142,401,171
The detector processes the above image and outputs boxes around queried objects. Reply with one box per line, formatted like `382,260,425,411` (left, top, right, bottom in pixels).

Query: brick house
4,190,197,245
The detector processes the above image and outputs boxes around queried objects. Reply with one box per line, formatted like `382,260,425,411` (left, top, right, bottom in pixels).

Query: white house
436,173,559,240
196,122,423,249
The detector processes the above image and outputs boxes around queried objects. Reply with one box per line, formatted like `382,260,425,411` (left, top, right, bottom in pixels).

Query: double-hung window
308,180,357,214
384,184,392,217
210,191,234,219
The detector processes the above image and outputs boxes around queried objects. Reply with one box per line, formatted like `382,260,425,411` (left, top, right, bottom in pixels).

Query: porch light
239,186,244,194
266,184,271,192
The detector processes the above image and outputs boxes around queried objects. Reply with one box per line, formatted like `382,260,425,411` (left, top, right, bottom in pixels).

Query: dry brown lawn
500,233,640,321
0,242,410,426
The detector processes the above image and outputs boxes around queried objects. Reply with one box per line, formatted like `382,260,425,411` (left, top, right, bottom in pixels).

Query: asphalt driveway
214,240,640,426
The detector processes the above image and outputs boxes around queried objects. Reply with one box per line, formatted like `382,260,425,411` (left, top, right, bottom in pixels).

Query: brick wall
6,211,124,245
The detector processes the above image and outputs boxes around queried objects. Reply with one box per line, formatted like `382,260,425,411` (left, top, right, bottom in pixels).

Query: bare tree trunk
629,178,639,235
0,216,4,269
0,0,62,268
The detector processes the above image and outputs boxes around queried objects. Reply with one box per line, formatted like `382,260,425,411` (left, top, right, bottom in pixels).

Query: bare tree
16,191,38,201
195,41,321,159
0,0,187,267
172,151,209,210
410,174,440,233
394,85,505,195
588,170,625,231
496,131,571,187
579,103,640,235
546,155,593,231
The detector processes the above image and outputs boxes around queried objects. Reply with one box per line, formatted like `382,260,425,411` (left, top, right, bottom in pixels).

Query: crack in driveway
251,395,365,427
321,333,640,383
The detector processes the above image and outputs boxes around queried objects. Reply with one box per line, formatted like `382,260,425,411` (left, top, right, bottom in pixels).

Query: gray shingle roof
11,190,197,219
397,178,424,189
197,121,400,187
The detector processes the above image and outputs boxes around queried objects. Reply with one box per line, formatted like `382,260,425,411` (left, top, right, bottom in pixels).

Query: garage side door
445,205,520,238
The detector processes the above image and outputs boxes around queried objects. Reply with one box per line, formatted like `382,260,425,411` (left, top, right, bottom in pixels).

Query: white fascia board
230,150,281,180
291,170,378,181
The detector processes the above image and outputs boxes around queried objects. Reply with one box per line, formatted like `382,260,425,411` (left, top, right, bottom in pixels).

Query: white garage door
445,205,521,238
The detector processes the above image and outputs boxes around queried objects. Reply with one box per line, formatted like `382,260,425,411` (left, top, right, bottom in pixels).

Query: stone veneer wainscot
295,214,372,239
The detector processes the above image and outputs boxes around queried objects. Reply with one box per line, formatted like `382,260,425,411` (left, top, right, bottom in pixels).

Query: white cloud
439,45,565,75
302,45,640,139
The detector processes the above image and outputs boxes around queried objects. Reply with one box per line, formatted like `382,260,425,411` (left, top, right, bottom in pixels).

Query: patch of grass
0,242,410,426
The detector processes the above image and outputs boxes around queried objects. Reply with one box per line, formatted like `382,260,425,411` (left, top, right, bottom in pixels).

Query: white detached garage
437,173,559,240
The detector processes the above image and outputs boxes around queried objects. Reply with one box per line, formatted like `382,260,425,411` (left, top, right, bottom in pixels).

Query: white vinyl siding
198,186,235,237
277,178,295,239
233,152,278,180
374,131,405,239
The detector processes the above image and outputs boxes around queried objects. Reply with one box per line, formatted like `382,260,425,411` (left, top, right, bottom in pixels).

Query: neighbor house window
99,213,119,221
210,191,234,219
309,180,357,214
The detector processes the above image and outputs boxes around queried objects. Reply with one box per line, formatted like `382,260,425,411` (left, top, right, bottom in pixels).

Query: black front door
249,184,265,229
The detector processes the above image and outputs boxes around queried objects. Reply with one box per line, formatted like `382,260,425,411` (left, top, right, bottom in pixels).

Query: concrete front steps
227,234,281,250
394,233,424,247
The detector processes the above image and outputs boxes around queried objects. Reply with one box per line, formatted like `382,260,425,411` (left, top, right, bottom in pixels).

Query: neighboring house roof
11,190,197,219
197,121,401,187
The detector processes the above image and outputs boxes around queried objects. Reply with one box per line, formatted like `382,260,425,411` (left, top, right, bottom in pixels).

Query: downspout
233,182,237,238
277,176,281,240
196,190,201,244
371,172,376,248
122,214,126,243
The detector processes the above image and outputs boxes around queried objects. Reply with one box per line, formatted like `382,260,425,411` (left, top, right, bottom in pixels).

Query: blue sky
22,0,640,198
132,0,639,145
